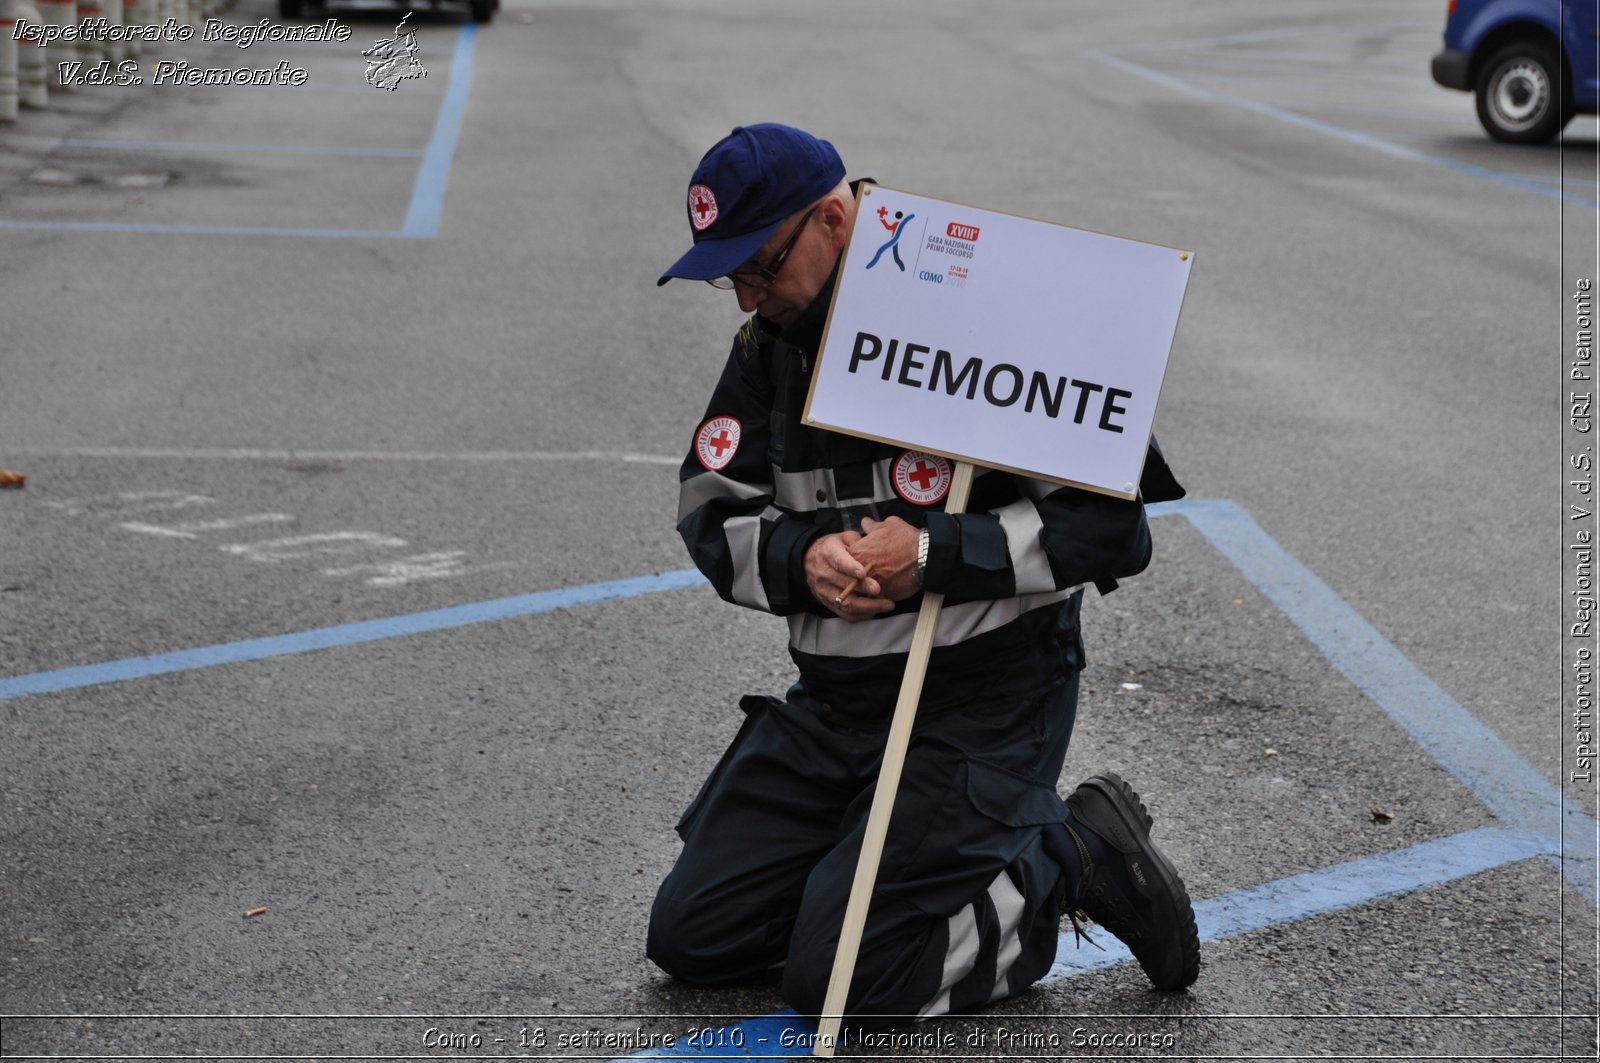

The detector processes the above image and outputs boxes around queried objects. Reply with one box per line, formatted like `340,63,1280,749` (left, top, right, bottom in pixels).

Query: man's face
731,195,846,328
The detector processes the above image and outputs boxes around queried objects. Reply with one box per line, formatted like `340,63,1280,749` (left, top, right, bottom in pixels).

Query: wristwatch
914,528,929,586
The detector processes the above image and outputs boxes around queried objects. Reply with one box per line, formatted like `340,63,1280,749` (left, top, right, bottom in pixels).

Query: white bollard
120,0,138,58
0,0,21,122
34,0,73,89
16,0,46,106
76,0,104,66
100,0,121,63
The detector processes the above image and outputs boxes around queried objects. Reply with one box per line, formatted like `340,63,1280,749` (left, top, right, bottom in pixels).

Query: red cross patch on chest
892,451,953,505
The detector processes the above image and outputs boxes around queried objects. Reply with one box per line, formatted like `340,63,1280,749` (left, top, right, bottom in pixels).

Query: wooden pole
812,460,974,1057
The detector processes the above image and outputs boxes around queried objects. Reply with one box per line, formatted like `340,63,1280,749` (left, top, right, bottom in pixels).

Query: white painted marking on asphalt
117,523,202,540
119,513,295,539
223,532,409,564
36,486,505,589
42,491,217,517
321,551,516,587
6,445,682,466
116,490,212,504
122,491,216,511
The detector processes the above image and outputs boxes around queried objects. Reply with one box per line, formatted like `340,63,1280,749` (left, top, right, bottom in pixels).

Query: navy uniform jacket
677,269,1183,717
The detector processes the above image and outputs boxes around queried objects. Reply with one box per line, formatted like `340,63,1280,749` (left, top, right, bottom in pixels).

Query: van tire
1475,41,1570,143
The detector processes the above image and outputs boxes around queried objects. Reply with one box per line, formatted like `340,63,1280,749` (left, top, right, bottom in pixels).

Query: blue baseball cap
657,123,845,286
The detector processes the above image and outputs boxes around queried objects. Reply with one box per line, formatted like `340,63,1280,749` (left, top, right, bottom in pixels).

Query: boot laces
1060,820,1108,951
1060,818,1146,947
1064,906,1105,951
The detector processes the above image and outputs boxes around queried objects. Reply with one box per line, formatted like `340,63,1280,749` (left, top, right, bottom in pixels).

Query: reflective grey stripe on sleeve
773,459,1005,513
789,609,919,658
771,457,896,514
677,469,770,524
771,466,829,512
724,511,774,611
786,590,1077,658
996,498,1056,595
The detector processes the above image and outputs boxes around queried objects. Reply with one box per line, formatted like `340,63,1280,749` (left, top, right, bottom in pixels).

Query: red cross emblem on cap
688,184,719,232
892,451,953,505
695,416,741,471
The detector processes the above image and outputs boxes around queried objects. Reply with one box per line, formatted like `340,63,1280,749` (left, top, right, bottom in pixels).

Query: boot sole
1069,771,1201,990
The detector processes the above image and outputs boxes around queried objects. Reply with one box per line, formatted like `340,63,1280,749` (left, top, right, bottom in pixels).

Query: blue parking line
616,826,1563,1059
0,568,708,701
6,501,1591,905
1085,49,1600,210
1047,824,1561,979
5,497,1589,910
401,23,477,237
1158,498,1597,905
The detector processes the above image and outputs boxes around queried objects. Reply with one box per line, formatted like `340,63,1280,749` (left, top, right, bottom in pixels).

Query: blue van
1431,0,1599,142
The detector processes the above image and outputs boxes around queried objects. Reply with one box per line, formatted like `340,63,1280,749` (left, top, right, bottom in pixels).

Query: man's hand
805,531,894,622
849,517,922,602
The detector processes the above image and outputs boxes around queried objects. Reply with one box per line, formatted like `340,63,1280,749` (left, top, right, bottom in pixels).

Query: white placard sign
804,185,1192,499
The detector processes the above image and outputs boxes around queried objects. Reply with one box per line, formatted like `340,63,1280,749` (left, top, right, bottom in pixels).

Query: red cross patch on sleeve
695,416,742,471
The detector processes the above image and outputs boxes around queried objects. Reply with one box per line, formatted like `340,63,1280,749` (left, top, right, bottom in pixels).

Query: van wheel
1475,41,1570,143
470,0,493,21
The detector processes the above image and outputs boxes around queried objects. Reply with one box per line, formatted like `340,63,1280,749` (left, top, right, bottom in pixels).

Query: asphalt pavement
1,1,1597,1059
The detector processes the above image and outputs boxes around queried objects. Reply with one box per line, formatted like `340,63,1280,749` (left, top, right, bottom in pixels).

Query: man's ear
821,192,853,251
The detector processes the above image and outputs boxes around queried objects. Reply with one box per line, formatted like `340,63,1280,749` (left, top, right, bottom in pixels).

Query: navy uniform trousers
647,624,1083,1025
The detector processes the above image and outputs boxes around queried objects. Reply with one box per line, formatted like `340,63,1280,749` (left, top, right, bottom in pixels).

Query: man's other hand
805,531,894,622
850,517,921,602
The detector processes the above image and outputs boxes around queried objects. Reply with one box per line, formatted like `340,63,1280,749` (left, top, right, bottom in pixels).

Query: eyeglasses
707,206,818,291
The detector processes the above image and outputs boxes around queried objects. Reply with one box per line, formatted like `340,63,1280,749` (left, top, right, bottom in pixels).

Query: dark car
280,0,495,24
1431,0,1598,142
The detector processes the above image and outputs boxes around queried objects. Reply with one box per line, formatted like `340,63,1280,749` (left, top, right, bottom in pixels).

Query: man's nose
734,282,764,314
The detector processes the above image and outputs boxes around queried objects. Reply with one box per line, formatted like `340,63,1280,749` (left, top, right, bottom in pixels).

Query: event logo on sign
918,220,979,289
892,451,953,505
865,205,916,273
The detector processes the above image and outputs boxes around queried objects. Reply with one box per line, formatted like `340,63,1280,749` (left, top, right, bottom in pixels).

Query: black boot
1046,772,1201,990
